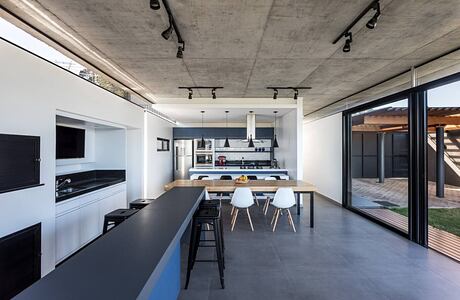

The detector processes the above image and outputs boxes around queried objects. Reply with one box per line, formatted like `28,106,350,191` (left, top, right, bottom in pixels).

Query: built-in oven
195,154,214,167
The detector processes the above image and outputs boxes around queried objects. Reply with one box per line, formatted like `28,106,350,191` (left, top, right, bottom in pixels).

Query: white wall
144,112,174,198
303,113,342,203
275,109,300,179
0,39,172,276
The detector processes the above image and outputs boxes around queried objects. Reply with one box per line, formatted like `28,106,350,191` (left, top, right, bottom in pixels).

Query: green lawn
390,207,460,237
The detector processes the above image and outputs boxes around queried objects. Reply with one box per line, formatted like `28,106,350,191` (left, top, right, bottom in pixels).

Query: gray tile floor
179,195,460,300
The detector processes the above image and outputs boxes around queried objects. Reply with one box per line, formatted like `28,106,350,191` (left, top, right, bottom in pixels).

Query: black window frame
156,138,170,152
342,71,460,247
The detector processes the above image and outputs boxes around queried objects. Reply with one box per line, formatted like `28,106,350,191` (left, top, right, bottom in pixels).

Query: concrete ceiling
3,0,460,117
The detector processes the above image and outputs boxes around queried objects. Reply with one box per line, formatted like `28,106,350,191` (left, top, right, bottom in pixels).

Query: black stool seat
129,198,155,209
103,209,138,234
185,206,225,289
200,199,221,209
247,175,258,180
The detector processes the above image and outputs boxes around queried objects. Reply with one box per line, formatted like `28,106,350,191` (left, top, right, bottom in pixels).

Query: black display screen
56,126,85,159
0,134,40,193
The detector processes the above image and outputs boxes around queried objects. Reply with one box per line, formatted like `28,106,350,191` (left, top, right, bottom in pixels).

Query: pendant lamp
273,111,279,148
199,111,205,149
224,111,230,147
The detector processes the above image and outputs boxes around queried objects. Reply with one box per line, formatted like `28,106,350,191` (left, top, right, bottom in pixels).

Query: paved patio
352,178,460,208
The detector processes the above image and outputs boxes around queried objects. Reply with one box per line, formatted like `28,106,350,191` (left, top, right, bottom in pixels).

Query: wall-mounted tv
0,134,41,193
56,126,85,159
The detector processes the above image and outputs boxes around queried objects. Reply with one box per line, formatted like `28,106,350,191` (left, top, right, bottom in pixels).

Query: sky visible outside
0,16,85,74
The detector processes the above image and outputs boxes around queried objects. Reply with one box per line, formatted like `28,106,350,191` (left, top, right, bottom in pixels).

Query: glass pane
350,99,409,233
427,81,460,261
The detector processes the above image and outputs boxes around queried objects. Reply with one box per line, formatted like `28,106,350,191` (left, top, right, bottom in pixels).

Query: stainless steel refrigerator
174,140,193,179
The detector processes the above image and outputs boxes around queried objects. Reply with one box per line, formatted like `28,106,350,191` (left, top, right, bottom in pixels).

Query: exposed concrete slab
2,0,460,117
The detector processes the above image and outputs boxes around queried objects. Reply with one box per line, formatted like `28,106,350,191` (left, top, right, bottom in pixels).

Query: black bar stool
271,175,282,180
247,175,258,180
129,198,155,210
102,209,138,234
220,175,232,180
185,206,225,289
200,199,225,253
197,175,209,180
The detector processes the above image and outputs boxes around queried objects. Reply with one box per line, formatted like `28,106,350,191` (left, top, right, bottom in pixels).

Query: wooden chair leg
230,205,235,216
231,209,239,231
270,208,278,225
272,208,280,232
246,208,254,232
253,194,259,206
287,209,296,233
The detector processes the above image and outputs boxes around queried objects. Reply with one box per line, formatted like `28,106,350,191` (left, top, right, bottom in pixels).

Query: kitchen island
189,167,289,180
15,187,205,300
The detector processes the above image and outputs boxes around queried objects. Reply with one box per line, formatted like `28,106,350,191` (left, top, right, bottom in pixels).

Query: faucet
56,178,71,192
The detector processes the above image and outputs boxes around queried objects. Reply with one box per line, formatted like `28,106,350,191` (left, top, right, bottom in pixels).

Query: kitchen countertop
15,187,205,299
189,168,288,173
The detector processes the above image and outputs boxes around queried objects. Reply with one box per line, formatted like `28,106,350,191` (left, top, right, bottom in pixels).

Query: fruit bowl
235,175,249,184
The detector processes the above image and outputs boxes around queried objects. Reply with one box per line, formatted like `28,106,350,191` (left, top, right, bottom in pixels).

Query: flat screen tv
56,126,85,159
0,134,41,193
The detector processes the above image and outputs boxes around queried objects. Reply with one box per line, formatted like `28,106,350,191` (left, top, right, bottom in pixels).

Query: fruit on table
237,175,248,182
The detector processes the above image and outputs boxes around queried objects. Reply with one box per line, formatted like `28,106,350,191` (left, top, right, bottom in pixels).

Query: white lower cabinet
55,183,127,264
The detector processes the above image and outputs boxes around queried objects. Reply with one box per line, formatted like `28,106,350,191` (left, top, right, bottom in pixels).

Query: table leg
296,193,300,215
310,192,314,228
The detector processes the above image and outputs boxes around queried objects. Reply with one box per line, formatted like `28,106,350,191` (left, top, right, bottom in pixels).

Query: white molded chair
270,188,296,232
262,177,277,215
230,187,255,231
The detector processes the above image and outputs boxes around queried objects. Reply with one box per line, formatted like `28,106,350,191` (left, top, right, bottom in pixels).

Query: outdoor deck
361,208,460,262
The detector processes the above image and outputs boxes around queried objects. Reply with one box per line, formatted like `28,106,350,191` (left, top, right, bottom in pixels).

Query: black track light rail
161,0,184,45
178,86,224,89
266,87,312,90
332,0,379,44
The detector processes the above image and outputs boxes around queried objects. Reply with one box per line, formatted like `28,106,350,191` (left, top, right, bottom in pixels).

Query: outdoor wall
303,113,342,203
0,39,172,276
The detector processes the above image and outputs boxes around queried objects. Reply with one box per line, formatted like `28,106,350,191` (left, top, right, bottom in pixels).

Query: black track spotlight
150,0,161,10
188,88,193,99
366,2,381,29
293,89,299,100
212,88,217,99
161,18,173,40
176,45,184,58
343,32,352,53
273,89,278,100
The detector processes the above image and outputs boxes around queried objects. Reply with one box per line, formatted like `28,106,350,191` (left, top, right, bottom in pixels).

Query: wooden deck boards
362,208,460,262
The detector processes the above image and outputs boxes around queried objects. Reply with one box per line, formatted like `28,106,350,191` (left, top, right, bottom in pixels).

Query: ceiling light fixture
152,0,186,59
161,15,173,40
267,87,311,99
178,86,224,99
248,110,255,148
332,0,381,52
366,1,381,29
150,0,161,10
199,110,205,149
342,32,352,53
273,111,279,148
224,111,230,148
273,89,278,100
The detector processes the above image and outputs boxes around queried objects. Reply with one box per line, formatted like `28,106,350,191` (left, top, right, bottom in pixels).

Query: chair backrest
272,188,296,209
264,176,277,181
230,187,254,208
271,175,282,180
247,175,258,180
198,175,209,180
220,175,233,180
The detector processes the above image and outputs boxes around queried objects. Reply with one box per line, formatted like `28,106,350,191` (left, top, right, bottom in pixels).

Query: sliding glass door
426,80,460,261
349,98,409,233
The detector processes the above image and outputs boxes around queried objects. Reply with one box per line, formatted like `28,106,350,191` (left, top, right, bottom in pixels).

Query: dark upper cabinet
0,134,41,193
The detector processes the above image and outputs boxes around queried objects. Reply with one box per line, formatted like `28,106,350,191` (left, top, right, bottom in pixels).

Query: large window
350,99,409,233
343,74,460,262
426,81,460,261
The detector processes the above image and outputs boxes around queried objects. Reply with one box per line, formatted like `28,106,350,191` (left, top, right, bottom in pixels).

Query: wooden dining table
165,180,317,227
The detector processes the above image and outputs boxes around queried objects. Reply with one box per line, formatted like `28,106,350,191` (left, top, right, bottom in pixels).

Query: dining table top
164,179,317,193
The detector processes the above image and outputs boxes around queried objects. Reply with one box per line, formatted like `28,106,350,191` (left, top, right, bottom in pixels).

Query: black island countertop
56,170,126,202
16,187,205,299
